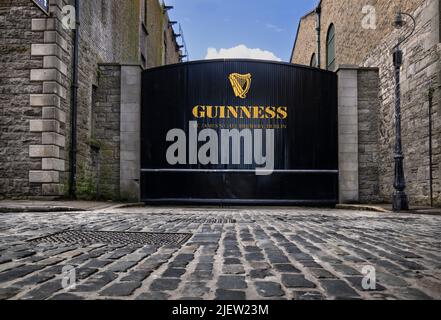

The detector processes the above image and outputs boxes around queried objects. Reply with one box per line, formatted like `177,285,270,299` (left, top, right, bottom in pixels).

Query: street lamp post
391,12,416,211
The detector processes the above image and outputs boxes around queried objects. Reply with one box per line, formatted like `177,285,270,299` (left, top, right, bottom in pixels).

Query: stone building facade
0,0,182,201
291,0,441,206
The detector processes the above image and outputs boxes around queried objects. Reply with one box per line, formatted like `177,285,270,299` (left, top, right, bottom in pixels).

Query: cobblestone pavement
0,207,440,300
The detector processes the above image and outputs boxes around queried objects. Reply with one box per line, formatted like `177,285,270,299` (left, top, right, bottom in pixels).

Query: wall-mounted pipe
315,6,322,69
428,87,434,207
69,0,80,198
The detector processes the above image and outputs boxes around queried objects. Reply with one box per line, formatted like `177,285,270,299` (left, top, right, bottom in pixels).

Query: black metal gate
141,59,338,205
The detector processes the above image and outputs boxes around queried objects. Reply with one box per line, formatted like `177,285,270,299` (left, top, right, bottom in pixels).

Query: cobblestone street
0,207,440,300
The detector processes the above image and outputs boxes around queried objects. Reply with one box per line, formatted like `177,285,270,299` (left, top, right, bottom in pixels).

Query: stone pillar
29,0,69,197
337,66,359,203
120,65,142,201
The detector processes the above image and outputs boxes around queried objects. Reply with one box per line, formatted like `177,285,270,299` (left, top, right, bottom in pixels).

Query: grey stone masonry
337,66,359,203
120,65,141,202
28,0,70,197
0,0,70,199
357,69,381,203
337,67,383,204
362,0,441,205
92,64,122,200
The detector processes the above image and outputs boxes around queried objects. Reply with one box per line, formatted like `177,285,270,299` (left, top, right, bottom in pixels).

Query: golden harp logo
229,73,252,99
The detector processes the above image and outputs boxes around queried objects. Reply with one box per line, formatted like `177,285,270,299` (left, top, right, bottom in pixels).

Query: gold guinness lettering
192,106,288,120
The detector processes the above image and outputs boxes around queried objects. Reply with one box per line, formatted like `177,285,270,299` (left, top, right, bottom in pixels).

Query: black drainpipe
428,87,434,207
315,6,321,68
69,0,80,198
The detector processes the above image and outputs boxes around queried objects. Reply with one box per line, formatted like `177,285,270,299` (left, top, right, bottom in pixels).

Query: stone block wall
337,67,360,203
362,0,440,205
0,0,70,199
291,0,426,68
291,10,316,67
292,0,440,206
119,66,141,202
0,0,182,201
73,0,141,200
88,64,121,200
357,68,381,203
146,0,181,68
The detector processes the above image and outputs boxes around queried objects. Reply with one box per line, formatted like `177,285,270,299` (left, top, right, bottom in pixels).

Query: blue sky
165,0,318,62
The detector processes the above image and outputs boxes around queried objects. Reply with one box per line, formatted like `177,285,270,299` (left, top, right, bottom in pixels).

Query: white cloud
205,44,282,62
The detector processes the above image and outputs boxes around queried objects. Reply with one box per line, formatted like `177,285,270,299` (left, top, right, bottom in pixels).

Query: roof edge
289,0,323,63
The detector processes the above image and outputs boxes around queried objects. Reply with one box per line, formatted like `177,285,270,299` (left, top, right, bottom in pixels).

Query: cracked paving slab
0,207,440,300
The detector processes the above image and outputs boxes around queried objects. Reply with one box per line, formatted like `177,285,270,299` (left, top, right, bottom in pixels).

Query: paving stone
195,263,213,271
136,292,170,300
224,258,241,265
188,270,213,281
396,260,426,271
150,278,181,291
0,257,12,265
290,253,314,261
190,234,221,244
50,293,84,300
0,287,20,299
0,264,44,283
249,269,273,279
244,246,261,252
281,274,316,288
310,268,337,279
13,273,55,286
292,291,324,300
76,267,98,280
345,276,386,291
331,264,361,276
105,248,137,260
218,275,247,290
274,264,300,273
100,281,141,297
255,281,285,297
224,250,242,258
74,271,118,292
215,289,246,300
124,252,150,263
319,280,360,299
222,265,245,274
162,267,186,278
199,256,215,263
394,287,433,300
374,260,406,274
376,271,409,287
6,250,36,260
181,282,210,296
245,252,265,261
120,270,151,282
267,252,290,264
249,261,271,269
81,259,112,269
108,261,138,272
22,280,63,300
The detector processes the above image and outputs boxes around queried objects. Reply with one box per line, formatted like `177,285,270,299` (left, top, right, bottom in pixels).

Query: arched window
310,53,317,68
326,24,336,71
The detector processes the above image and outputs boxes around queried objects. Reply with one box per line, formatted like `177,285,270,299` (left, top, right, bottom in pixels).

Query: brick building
291,0,441,206
0,0,184,201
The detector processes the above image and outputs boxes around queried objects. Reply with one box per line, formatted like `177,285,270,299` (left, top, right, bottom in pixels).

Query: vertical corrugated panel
141,60,338,205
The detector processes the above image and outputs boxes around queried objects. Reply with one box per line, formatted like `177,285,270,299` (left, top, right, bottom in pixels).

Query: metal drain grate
28,230,192,246
167,218,236,224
